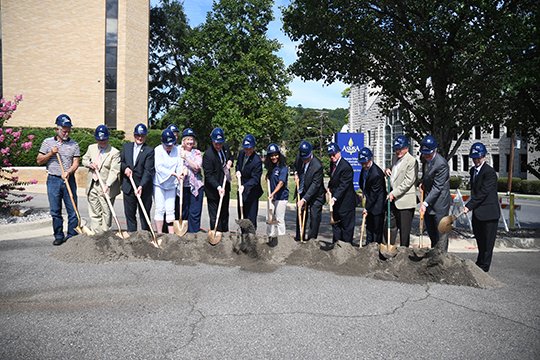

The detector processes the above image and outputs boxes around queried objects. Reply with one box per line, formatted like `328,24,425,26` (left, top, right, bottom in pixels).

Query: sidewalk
1,184,539,252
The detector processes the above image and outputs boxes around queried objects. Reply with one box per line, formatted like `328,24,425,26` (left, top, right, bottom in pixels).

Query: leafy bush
449,176,462,189
497,177,524,193
520,180,540,195
12,127,127,166
146,129,163,149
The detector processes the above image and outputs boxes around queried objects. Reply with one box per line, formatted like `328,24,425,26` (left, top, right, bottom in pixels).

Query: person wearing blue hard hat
179,128,204,233
167,124,180,142
203,127,233,234
464,142,500,272
383,135,418,248
264,143,289,247
120,123,155,232
82,124,121,234
320,143,357,251
153,129,184,234
358,147,386,245
419,134,451,251
294,140,326,242
36,114,81,245
235,134,263,231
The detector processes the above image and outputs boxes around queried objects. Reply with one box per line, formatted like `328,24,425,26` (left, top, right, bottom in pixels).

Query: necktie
219,150,225,165
299,163,306,194
242,154,249,170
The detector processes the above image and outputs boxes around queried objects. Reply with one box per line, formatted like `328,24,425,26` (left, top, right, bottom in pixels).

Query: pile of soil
53,230,503,289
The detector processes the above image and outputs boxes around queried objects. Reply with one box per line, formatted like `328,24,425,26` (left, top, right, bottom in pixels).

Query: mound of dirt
53,230,504,289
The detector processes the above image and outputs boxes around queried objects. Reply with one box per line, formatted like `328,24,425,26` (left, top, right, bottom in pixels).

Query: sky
152,0,349,110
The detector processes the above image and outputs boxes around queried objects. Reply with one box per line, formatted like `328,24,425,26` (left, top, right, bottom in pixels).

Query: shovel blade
173,220,188,237
379,244,398,259
208,230,222,245
437,215,456,234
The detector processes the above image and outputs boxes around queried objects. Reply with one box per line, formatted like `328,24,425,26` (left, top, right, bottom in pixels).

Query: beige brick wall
117,0,149,140
1,0,149,136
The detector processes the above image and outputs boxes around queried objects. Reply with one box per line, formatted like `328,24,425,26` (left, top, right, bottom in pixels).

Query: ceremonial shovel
327,190,339,225
379,177,397,258
95,168,129,239
438,210,467,234
266,179,278,225
208,176,228,245
128,175,160,248
173,178,188,237
55,153,93,236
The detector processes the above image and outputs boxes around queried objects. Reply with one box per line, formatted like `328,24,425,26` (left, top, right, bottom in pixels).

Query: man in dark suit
464,142,500,272
321,143,357,250
236,134,263,230
358,147,386,245
419,134,451,251
120,123,155,232
203,127,233,233
295,140,326,241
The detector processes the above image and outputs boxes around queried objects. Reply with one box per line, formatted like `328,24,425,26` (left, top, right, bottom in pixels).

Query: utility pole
507,131,516,230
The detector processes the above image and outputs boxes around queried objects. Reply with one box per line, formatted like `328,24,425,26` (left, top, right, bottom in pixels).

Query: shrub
449,176,462,189
520,180,540,195
497,177,525,193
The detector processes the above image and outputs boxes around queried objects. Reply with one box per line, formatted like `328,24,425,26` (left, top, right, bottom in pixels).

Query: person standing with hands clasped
236,134,263,231
120,123,155,232
265,143,289,247
384,135,418,247
36,114,80,245
82,125,121,234
153,129,183,234
463,142,500,272
419,135,451,251
203,127,233,233
321,143,357,251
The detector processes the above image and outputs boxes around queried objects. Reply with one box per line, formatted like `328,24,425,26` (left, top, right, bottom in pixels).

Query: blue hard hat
161,129,176,146
327,142,340,155
469,142,487,158
167,124,180,133
420,135,438,154
133,123,148,136
393,135,409,151
242,134,256,149
358,147,373,163
182,128,196,138
267,143,280,154
94,124,109,141
55,114,73,127
210,127,225,143
299,141,313,160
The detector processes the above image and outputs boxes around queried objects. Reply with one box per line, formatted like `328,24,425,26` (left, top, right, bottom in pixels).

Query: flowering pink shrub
0,95,37,210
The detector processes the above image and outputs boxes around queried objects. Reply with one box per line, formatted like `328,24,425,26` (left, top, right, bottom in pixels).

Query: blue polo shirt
269,165,289,201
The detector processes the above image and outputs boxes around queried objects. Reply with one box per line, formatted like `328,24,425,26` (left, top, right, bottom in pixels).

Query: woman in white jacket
154,129,183,234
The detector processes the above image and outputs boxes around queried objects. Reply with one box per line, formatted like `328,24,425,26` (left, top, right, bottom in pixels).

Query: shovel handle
95,168,124,235
128,175,157,242
56,153,82,226
213,176,228,232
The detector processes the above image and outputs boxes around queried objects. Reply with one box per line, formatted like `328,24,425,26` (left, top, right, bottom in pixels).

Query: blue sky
153,0,349,110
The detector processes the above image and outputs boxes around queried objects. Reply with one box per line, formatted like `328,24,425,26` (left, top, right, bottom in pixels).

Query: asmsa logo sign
343,137,360,155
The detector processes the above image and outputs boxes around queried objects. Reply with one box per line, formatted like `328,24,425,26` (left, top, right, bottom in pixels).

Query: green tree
149,0,191,124
177,0,293,151
283,0,538,159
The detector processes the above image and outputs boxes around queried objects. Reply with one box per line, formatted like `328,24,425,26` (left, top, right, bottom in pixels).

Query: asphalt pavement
0,186,539,359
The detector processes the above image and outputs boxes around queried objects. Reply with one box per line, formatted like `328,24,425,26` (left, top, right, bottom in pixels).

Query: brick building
0,0,149,138
348,84,536,180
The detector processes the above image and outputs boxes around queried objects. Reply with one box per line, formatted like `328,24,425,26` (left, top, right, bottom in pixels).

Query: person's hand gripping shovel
128,174,160,248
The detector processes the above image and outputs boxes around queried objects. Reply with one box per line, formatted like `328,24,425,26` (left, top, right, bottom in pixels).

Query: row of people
38,114,498,272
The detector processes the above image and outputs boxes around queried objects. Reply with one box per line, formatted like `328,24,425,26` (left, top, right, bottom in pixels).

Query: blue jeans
182,186,204,233
47,175,78,241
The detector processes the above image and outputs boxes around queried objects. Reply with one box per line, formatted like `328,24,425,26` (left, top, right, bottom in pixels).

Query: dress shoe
53,238,64,246
351,242,360,248
319,242,335,251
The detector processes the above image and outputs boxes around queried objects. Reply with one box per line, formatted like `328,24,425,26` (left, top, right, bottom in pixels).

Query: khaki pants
88,183,114,233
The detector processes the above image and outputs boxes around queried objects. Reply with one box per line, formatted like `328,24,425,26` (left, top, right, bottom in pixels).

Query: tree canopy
172,0,293,151
283,0,539,159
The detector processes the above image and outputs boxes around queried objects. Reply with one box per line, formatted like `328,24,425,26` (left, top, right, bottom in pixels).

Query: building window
105,0,118,128
367,130,371,146
474,126,481,139
385,125,392,168
452,155,458,171
493,124,500,139
462,155,469,171
492,154,499,172
463,130,470,140
506,154,510,173
520,154,528,176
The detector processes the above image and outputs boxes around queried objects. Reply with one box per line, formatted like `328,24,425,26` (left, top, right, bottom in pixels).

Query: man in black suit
236,134,263,230
464,142,500,272
419,135,451,251
321,143,357,250
120,123,155,232
295,140,326,241
358,147,386,245
203,127,233,233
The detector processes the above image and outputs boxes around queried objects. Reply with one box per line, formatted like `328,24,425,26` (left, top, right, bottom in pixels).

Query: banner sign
336,132,364,191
